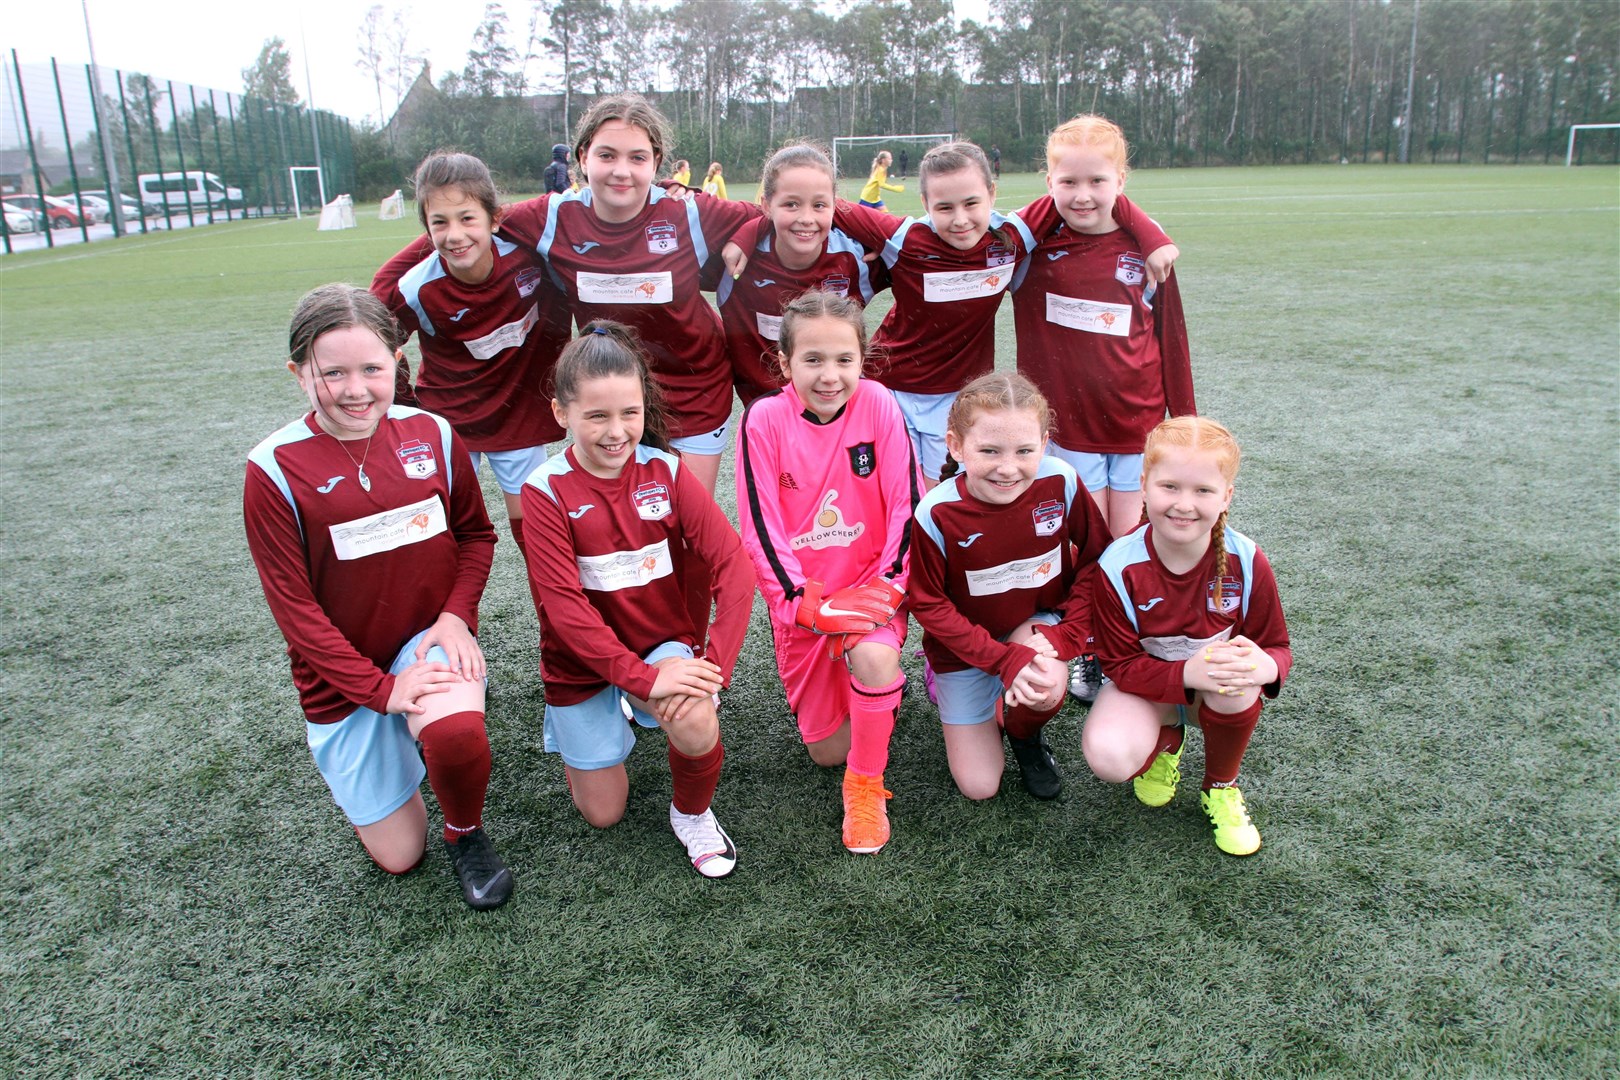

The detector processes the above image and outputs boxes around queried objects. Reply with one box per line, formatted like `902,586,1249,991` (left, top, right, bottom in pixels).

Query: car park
3,204,38,233
83,189,158,220
4,193,90,229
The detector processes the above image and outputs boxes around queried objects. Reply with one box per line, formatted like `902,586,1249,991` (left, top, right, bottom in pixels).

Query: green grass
2,165,1616,1078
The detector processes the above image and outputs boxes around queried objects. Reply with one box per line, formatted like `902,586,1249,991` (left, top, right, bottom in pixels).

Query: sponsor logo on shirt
516,266,546,297
396,439,437,479
1032,499,1063,537
792,490,865,551
1115,252,1146,287
576,538,673,592
329,494,447,561
646,222,678,255
922,267,1009,302
1045,292,1131,337
632,481,672,521
463,303,539,360
755,312,783,342
1207,575,1242,615
1141,627,1231,662
964,543,1063,597
577,271,674,304
847,441,876,479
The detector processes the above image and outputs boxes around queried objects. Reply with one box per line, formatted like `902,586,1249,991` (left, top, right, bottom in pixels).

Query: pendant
357,467,371,492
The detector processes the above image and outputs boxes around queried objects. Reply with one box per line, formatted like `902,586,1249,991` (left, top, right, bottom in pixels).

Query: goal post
1565,123,1620,166
832,133,956,183
288,166,327,219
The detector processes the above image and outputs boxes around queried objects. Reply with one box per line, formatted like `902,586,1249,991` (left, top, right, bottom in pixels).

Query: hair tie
591,326,608,336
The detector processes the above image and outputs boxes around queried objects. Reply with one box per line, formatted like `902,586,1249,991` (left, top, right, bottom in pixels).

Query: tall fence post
11,49,54,249
50,58,91,243
165,81,196,224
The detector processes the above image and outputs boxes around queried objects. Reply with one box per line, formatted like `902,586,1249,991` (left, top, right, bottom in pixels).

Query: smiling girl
1083,417,1291,856
735,290,917,855
519,321,755,877
716,143,887,405
910,373,1112,800
372,151,573,583
244,284,512,910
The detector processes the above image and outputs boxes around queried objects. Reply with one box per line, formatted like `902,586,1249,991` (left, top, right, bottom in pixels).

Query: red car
3,194,92,229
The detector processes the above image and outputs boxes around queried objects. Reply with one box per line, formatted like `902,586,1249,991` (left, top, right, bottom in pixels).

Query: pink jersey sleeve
735,401,809,626
675,465,757,683
872,389,919,590
520,478,661,702
244,464,397,714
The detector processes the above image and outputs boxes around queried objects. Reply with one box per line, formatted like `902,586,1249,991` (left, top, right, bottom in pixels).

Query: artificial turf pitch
1,164,1615,1077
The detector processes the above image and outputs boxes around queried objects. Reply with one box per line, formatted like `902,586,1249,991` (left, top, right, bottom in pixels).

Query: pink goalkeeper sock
846,673,904,777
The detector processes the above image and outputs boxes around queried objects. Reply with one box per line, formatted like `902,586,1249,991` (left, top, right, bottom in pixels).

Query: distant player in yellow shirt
671,159,691,186
858,150,903,211
701,161,728,200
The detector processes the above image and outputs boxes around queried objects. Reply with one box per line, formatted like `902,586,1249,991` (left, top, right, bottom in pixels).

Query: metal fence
2,50,355,254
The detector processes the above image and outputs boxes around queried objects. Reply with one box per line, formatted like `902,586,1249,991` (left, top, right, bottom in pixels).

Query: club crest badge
516,266,545,298
396,439,437,479
1116,253,1145,287
1207,575,1242,615
646,222,678,255
632,481,672,521
987,240,1015,268
1032,499,1063,537
820,274,850,296
847,441,876,478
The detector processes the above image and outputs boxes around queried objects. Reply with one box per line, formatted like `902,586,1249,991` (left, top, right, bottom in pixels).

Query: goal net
378,189,405,220
1565,123,1620,166
317,194,357,231
832,133,955,190
288,166,327,220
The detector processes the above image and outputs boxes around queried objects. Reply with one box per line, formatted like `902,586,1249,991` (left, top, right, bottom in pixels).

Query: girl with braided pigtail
1082,417,1292,855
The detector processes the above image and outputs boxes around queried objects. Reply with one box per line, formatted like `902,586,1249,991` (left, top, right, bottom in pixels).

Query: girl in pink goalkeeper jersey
736,290,919,855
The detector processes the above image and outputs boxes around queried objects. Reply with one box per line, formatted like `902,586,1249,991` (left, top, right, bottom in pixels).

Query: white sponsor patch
576,538,673,592
921,266,1011,302
755,312,783,341
964,543,1063,597
463,303,539,359
577,271,674,304
1140,626,1231,662
1045,292,1131,337
329,495,447,561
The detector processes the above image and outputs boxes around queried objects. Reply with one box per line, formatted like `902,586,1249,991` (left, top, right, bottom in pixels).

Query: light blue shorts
470,444,553,495
543,640,692,770
1047,443,1144,493
669,420,731,457
306,629,447,827
891,389,956,480
934,612,1061,725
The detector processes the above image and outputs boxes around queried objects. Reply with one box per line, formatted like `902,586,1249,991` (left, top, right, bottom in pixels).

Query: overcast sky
7,0,991,127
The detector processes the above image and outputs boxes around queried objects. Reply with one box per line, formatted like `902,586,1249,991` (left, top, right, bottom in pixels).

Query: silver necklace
336,431,375,491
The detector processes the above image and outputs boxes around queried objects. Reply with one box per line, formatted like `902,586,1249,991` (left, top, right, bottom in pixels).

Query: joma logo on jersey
1032,499,1063,537
645,222,678,255
396,439,437,479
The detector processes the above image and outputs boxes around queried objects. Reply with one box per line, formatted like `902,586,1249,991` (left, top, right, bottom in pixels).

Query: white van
137,171,244,212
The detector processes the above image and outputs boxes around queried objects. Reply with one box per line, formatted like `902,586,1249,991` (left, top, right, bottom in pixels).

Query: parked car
137,171,243,212
3,203,38,233
4,193,88,229
82,189,156,220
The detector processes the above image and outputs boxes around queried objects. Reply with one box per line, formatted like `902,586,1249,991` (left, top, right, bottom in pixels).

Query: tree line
368,0,1616,195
